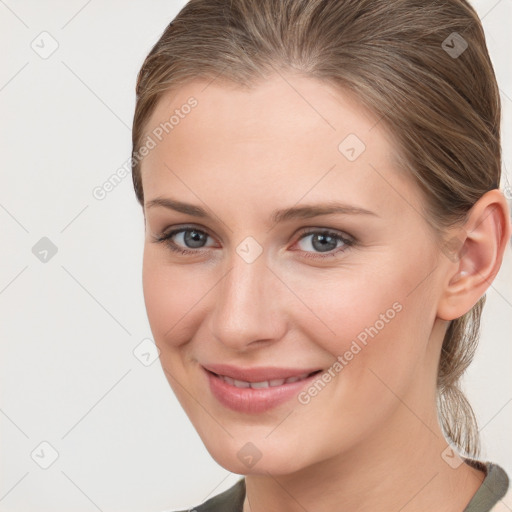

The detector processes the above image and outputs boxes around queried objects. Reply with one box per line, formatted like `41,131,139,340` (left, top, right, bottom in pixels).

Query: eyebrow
145,197,378,223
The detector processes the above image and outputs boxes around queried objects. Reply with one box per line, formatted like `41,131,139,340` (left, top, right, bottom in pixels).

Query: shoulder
488,464,512,512
162,478,246,512
463,459,510,512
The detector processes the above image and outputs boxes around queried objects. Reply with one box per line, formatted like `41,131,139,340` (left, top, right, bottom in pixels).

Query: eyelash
152,226,355,260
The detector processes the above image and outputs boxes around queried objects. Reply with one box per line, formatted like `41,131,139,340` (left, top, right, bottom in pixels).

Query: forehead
140,74,421,220
143,74,383,148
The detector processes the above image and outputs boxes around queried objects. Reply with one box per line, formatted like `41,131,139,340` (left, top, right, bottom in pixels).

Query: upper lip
202,363,322,382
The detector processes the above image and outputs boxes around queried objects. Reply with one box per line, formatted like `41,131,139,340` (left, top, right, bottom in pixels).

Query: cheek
288,254,437,389
142,249,206,407
283,263,406,349
142,247,208,346
287,265,437,448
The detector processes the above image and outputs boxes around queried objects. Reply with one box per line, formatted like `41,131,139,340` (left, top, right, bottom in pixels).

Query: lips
202,363,322,382
202,363,324,414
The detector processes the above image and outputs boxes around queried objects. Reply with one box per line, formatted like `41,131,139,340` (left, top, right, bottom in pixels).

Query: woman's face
140,74,451,475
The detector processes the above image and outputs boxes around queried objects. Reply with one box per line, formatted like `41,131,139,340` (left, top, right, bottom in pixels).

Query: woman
131,0,511,510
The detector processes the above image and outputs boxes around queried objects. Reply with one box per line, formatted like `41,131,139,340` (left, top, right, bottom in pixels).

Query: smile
202,364,323,414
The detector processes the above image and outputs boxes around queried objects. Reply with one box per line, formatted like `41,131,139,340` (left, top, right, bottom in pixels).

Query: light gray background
0,1,510,511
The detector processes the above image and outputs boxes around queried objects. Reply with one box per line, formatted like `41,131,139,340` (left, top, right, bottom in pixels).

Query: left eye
153,227,354,259
294,230,354,258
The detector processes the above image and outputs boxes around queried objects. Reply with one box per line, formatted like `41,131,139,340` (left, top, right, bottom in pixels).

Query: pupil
185,230,206,248
313,234,336,252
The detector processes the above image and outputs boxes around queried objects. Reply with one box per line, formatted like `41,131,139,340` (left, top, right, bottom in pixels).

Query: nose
208,248,286,351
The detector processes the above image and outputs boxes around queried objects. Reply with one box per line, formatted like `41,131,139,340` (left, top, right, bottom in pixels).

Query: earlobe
437,189,511,321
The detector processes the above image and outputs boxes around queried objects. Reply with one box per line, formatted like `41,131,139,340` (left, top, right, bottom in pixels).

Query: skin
139,73,510,512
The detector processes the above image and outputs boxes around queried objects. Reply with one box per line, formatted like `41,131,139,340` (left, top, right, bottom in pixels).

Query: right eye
153,226,217,255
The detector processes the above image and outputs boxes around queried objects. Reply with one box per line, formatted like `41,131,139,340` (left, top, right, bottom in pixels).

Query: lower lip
204,368,320,414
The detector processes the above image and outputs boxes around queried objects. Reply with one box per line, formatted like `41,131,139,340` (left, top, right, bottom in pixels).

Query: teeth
250,381,270,388
233,379,250,388
219,372,312,388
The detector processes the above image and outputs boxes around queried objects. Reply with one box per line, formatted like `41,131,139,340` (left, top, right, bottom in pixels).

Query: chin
198,432,315,476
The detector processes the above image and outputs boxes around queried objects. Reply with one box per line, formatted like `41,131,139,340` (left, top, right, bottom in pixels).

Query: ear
437,189,511,321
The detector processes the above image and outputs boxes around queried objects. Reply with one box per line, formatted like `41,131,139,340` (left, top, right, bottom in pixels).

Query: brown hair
132,0,502,458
